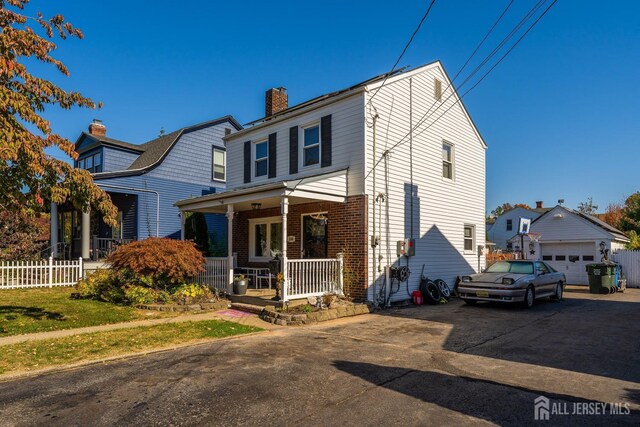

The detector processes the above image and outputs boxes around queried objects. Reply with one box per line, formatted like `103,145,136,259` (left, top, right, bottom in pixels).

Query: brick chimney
265,87,288,117
536,201,544,209
88,119,106,137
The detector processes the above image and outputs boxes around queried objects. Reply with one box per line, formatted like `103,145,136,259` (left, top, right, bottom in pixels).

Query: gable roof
230,61,486,150
532,205,629,241
90,116,242,179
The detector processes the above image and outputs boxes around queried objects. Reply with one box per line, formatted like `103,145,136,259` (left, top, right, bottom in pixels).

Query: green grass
0,287,170,337
0,320,261,375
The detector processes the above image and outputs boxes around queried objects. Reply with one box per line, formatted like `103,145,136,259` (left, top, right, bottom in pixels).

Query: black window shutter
321,114,332,168
289,126,298,175
243,141,251,183
268,132,277,178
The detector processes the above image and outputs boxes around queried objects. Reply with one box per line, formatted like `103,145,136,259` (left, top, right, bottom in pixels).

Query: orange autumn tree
0,0,116,225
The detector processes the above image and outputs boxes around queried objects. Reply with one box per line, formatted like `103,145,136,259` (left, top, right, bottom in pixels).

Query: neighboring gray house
486,202,549,251
50,116,242,260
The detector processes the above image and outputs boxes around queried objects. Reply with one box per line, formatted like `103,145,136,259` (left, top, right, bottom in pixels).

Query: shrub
107,238,205,288
171,283,214,305
76,269,125,304
124,286,158,305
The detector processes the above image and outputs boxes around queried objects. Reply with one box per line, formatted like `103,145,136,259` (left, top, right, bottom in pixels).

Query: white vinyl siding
224,93,365,195
364,62,486,302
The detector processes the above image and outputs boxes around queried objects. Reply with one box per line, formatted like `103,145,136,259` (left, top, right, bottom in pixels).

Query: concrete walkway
0,308,279,346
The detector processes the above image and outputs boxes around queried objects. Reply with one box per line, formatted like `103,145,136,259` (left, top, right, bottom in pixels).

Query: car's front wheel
550,282,563,301
523,285,535,309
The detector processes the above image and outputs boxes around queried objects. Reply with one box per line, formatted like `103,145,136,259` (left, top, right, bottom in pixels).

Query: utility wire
367,0,437,107
365,0,556,178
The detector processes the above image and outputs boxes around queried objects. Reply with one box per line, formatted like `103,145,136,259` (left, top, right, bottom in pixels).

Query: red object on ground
412,290,424,305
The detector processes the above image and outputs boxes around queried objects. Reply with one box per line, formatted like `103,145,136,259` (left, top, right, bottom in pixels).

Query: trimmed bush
76,269,125,304
107,238,205,287
124,286,158,305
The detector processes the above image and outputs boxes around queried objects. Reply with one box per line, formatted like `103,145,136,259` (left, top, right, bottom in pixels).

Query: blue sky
33,0,640,213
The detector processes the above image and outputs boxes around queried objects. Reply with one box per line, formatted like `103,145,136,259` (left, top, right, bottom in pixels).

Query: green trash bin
586,264,616,294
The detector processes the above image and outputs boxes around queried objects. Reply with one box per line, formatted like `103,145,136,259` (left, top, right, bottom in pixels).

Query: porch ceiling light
251,203,262,210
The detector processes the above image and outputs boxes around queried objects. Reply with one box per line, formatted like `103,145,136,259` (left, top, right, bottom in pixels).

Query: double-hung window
303,124,320,167
250,217,283,261
464,224,475,253
212,147,226,181
442,142,453,179
254,141,268,177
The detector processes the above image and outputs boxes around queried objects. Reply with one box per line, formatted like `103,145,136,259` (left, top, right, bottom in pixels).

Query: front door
302,214,328,259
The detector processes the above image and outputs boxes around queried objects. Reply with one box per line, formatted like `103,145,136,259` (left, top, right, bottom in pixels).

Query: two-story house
486,202,549,251
176,61,487,304
50,116,242,260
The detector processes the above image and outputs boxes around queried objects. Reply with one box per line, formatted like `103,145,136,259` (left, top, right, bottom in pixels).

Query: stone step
228,294,283,307
230,302,268,315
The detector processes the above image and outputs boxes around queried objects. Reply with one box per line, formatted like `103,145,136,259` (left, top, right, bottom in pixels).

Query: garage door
540,243,596,285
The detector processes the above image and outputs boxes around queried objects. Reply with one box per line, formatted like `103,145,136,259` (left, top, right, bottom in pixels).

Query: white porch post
281,196,289,302
50,202,58,258
180,211,186,240
226,204,234,294
81,209,90,260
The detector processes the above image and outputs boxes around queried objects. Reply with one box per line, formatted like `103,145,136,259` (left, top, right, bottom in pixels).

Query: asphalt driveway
1,287,639,426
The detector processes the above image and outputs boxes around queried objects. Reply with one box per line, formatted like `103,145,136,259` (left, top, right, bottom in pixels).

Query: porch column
281,196,289,302
50,202,58,258
226,204,234,294
179,211,186,240
81,208,90,260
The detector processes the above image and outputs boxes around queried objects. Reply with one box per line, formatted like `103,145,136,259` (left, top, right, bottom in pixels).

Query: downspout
95,183,160,238
408,77,414,297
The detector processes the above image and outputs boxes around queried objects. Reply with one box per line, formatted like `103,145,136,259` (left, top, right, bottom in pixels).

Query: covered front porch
177,170,366,303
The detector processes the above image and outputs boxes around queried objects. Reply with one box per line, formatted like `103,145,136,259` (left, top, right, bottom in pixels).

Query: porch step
228,293,283,307
230,302,269,314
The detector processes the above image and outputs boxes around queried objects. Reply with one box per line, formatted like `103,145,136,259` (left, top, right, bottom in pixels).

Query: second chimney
265,87,288,117
536,201,544,209
88,119,106,137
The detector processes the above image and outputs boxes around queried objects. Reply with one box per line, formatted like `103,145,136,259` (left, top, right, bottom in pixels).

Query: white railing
192,257,229,291
612,250,640,288
0,257,84,289
91,237,134,261
286,257,344,301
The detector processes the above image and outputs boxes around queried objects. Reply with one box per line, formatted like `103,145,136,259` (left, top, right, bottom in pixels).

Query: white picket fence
612,250,640,288
0,257,84,289
191,257,229,291
286,257,344,300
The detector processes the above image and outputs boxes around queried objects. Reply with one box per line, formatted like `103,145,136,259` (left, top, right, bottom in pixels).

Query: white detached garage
509,206,629,285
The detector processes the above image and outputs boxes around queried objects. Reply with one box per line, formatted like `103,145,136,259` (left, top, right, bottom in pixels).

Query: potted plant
233,274,248,295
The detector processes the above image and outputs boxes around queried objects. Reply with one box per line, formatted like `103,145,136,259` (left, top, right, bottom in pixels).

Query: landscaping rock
275,319,288,326
307,296,317,306
291,314,307,322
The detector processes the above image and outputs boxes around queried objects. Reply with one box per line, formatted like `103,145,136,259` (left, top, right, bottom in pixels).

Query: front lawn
0,287,169,337
0,320,261,375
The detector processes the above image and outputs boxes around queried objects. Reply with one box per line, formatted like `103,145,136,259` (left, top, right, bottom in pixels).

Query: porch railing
286,257,343,300
0,257,83,289
192,257,229,291
91,237,134,261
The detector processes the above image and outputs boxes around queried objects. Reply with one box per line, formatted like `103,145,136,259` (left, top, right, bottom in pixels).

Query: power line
367,0,437,106
365,0,557,178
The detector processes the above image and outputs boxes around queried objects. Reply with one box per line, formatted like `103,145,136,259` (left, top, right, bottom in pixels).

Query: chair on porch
255,270,273,290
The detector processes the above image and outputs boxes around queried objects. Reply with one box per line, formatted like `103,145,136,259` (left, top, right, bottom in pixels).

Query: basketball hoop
528,232,541,243
527,232,541,256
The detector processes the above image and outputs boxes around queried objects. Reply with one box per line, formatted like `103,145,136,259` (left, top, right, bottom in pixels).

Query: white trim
253,140,269,179
212,147,226,182
300,211,328,258
248,216,282,262
464,224,476,254
301,121,321,170
442,140,455,181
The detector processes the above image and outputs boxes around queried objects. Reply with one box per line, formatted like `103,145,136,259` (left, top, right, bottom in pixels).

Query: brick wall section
232,195,369,301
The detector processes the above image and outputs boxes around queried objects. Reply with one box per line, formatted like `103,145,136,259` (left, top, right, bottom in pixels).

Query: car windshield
485,261,534,275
